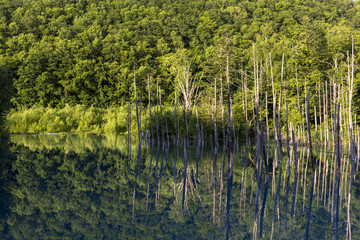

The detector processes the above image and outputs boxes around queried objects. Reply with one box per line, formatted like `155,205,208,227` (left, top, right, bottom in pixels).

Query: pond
0,134,359,239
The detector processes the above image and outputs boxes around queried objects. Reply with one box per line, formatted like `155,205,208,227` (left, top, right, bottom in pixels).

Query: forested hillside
1,0,360,134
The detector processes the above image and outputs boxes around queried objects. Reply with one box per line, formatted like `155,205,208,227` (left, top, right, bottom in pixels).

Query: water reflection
9,134,140,153
1,134,360,239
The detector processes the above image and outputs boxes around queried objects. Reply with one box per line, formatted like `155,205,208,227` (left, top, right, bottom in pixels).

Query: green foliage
1,0,360,139
6,105,130,134
0,0,359,109
6,104,229,142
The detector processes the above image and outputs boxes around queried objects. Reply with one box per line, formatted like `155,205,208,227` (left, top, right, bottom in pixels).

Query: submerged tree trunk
146,145,154,211
253,46,263,238
291,129,299,217
182,101,188,217
220,75,226,214
159,86,165,148
346,37,356,240
284,103,291,230
225,129,234,240
132,68,142,224
173,91,179,195
271,53,284,240
305,91,315,240
196,109,201,183
225,54,233,240
333,101,341,240
147,75,153,144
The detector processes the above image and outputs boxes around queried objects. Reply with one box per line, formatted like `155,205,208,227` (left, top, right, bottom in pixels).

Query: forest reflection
1,134,360,239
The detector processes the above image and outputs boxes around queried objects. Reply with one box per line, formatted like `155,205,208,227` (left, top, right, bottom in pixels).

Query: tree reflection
1,136,360,239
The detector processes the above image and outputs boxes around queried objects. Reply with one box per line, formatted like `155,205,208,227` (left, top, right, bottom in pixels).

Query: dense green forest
1,0,360,134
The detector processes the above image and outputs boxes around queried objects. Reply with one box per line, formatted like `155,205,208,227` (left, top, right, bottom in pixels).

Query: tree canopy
1,0,360,110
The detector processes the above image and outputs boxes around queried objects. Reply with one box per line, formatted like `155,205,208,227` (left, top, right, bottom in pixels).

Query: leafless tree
175,62,202,114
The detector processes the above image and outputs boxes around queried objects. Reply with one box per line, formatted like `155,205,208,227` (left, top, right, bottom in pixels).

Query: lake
0,134,359,239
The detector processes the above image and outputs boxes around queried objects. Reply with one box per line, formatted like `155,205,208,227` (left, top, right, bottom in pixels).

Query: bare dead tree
182,101,188,217
175,62,202,114
147,75,153,144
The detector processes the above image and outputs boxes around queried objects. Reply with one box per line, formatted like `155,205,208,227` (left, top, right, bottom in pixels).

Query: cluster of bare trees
128,37,359,239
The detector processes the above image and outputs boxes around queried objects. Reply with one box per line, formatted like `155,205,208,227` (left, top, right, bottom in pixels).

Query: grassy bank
5,104,226,138
6,105,131,134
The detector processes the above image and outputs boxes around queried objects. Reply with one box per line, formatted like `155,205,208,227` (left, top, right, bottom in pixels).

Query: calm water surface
1,134,359,239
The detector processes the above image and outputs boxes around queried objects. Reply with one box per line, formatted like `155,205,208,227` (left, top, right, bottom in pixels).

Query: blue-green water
0,134,359,239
